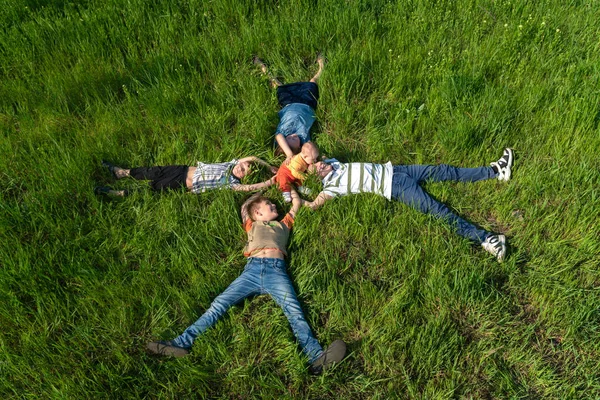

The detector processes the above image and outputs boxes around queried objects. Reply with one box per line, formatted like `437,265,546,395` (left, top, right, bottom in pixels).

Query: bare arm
241,192,263,224
238,156,278,174
275,134,296,159
232,176,276,192
289,188,301,218
303,192,333,210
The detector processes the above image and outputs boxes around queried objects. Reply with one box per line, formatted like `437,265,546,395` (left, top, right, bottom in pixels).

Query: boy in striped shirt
304,149,514,262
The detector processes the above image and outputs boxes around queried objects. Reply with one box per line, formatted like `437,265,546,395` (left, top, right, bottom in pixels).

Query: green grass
2,0,600,398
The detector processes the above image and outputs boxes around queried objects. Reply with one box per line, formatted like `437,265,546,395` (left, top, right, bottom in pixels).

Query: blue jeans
391,164,497,243
172,257,323,363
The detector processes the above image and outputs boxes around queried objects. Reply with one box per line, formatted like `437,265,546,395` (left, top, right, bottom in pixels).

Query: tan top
242,214,294,258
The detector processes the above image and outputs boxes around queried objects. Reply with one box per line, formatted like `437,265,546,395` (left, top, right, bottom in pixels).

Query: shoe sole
501,148,514,181
94,186,111,196
312,340,346,370
497,234,507,262
146,342,189,358
101,160,119,179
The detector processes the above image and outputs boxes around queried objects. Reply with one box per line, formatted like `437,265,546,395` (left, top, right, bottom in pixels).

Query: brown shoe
309,339,346,375
146,341,190,358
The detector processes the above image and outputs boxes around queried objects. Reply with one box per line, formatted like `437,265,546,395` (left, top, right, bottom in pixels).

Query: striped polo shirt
190,159,240,193
321,159,394,199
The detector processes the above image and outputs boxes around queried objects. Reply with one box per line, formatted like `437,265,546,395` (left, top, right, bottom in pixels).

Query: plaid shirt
190,159,240,194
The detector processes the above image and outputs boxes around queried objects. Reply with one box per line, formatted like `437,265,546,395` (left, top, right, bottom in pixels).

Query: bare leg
309,53,325,83
185,166,196,189
253,56,282,88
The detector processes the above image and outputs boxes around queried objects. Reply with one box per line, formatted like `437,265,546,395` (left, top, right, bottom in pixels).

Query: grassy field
2,0,600,398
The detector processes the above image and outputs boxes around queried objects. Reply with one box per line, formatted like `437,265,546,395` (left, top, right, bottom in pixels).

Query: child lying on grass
275,142,319,202
146,188,346,374
304,149,515,262
96,157,277,196
253,55,324,160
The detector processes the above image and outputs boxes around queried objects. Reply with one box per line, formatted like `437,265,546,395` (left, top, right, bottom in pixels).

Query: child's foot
252,56,268,74
101,160,129,179
309,339,346,375
310,53,325,83
146,341,190,358
252,56,281,88
282,191,292,203
481,234,506,262
490,148,514,181
94,186,129,197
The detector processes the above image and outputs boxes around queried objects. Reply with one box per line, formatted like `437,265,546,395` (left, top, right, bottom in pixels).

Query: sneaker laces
487,235,503,254
497,150,510,168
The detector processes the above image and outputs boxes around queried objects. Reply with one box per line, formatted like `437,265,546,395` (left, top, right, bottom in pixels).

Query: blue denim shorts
277,81,319,109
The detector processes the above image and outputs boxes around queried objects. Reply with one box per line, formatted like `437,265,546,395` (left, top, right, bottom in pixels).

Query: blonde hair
247,196,267,221
301,142,319,158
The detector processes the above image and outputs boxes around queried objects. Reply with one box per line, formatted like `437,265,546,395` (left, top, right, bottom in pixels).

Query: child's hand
270,165,279,174
282,156,292,167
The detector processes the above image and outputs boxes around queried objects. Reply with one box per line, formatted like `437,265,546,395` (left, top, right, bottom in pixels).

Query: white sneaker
282,191,292,203
481,234,506,262
490,148,514,181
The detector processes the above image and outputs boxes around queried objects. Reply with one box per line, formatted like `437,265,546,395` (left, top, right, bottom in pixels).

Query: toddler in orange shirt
275,142,319,202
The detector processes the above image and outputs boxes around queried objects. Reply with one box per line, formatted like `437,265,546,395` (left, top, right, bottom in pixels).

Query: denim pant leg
172,260,261,348
391,172,491,243
262,259,323,363
396,164,497,184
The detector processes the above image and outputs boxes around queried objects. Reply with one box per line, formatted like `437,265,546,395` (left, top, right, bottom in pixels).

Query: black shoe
309,339,346,375
94,186,112,196
94,186,130,197
101,160,119,179
146,340,190,358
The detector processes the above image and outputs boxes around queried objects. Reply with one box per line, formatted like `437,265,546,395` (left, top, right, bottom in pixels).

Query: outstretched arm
289,188,301,218
275,134,296,159
303,192,333,210
241,192,263,224
233,176,276,192
238,156,278,174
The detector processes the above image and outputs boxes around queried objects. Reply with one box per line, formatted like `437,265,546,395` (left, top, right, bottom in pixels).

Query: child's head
300,142,319,164
275,134,302,156
247,196,279,222
309,161,333,178
232,160,252,180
